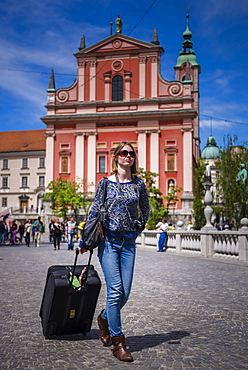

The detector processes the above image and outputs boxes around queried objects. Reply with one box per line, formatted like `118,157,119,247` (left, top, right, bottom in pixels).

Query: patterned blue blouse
88,176,149,238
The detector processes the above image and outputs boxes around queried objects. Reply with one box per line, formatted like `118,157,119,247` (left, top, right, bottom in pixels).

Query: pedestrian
33,216,44,247
80,141,149,362
24,219,32,247
49,220,54,244
66,217,76,250
18,222,25,243
0,220,5,244
158,219,168,252
10,220,18,244
52,218,63,250
186,221,193,231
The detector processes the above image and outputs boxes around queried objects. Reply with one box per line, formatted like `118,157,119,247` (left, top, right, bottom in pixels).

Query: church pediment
75,34,163,56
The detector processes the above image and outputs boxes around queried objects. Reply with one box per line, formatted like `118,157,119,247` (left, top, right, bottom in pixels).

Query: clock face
112,60,123,71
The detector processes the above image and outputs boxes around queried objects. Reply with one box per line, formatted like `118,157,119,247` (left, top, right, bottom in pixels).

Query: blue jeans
68,232,74,250
158,232,167,251
98,236,136,337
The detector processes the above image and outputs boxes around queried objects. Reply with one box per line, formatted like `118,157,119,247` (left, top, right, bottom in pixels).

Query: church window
98,156,106,173
167,154,175,171
61,157,69,174
112,75,123,101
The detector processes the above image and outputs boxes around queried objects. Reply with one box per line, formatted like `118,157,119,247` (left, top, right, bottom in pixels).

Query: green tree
138,169,182,229
216,135,248,228
43,177,92,221
164,184,183,215
192,158,206,229
138,169,166,229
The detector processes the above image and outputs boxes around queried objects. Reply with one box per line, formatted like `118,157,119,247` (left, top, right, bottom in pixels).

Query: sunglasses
119,150,136,158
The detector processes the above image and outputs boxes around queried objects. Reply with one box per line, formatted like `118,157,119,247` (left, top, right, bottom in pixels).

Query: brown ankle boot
97,312,110,345
111,335,133,362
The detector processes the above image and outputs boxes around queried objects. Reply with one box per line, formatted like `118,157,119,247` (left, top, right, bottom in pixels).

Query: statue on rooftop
116,14,122,34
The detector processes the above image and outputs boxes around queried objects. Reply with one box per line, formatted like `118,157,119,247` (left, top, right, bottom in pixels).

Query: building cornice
45,96,193,110
0,150,46,157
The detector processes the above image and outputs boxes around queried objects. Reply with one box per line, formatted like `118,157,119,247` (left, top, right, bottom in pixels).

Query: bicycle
5,232,20,245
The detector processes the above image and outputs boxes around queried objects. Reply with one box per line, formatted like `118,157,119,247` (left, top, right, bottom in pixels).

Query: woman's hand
79,248,88,254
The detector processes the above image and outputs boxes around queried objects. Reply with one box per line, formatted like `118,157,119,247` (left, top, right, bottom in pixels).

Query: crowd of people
0,216,45,246
0,216,84,250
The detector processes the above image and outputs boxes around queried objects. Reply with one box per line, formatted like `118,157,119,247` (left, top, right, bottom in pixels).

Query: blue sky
0,0,247,151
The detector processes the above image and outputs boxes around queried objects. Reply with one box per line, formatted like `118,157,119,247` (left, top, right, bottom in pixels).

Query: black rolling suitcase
39,249,101,338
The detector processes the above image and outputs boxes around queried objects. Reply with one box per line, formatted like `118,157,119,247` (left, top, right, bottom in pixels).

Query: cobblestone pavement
1,236,247,370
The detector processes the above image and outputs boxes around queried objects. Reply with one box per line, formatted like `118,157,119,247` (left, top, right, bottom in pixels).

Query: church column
86,132,96,191
89,61,97,101
139,56,146,98
103,71,111,102
124,71,132,101
182,128,193,192
150,130,160,187
78,61,86,101
181,128,194,211
45,133,55,187
137,130,147,170
150,55,159,98
74,132,85,182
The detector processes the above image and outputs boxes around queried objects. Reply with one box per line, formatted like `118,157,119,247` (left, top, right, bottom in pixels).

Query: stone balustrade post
201,231,214,257
175,232,182,253
239,218,248,261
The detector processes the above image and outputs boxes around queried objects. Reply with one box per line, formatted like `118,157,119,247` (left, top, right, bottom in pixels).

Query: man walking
158,219,168,252
33,217,44,247
67,217,76,250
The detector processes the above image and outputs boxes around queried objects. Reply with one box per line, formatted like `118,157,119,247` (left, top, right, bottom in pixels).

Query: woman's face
116,145,135,169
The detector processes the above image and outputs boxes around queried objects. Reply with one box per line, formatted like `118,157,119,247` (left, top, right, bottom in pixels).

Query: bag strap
101,177,108,205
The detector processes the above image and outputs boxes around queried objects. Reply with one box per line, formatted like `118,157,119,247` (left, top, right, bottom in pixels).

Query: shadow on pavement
127,331,190,352
46,330,190,352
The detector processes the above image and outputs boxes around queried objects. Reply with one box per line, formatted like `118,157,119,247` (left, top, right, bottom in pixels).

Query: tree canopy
215,135,248,228
138,169,182,229
43,177,92,221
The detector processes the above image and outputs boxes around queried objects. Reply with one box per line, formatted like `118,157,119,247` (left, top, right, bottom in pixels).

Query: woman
52,218,63,250
24,219,32,247
10,220,18,244
80,142,149,362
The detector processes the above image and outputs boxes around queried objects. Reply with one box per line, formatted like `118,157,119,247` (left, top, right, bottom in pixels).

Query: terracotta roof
0,130,46,153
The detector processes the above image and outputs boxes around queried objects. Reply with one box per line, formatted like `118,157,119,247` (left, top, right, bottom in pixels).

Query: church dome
201,135,220,159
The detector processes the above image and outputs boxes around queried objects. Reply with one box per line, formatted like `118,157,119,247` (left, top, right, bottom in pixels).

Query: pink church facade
41,16,200,216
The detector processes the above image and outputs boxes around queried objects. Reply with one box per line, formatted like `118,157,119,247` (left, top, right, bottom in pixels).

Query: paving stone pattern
1,236,247,370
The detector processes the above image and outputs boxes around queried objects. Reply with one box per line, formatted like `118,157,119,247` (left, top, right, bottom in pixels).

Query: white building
0,130,46,220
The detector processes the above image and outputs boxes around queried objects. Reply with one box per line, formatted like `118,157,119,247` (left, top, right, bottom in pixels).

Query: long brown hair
112,141,138,174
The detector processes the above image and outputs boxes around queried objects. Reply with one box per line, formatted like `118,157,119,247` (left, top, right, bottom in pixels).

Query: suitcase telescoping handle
70,248,93,288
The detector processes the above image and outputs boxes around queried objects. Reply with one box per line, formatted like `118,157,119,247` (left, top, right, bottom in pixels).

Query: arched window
112,75,123,101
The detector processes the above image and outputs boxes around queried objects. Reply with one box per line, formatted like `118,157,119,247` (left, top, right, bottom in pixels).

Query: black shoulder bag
81,177,108,250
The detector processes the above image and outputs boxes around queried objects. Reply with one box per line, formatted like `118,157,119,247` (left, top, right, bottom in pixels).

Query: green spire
176,14,198,67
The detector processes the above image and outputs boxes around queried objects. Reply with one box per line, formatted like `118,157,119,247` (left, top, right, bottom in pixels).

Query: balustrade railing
136,229,248,262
